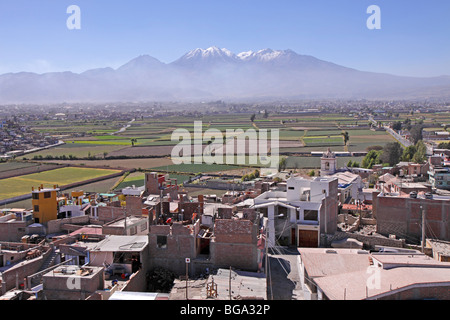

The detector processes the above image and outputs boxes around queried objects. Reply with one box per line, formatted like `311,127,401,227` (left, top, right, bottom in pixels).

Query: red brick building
374,193,450,243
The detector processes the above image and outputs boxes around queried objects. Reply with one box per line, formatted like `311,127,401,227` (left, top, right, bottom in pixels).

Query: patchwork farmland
0,167,123,201
8,111,405,188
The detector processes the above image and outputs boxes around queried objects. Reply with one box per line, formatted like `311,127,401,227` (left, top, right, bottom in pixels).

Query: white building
253,176,339,248
328,171,364,204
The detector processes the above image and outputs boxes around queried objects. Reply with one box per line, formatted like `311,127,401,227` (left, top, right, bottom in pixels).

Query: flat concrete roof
89,235,148,252
314,266,450,300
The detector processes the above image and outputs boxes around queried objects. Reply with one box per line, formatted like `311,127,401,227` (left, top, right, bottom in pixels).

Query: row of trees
241,169,260,181
361,139,427,169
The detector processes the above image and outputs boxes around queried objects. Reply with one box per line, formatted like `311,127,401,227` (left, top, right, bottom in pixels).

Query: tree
278,157,287,172
403,118,412,131
392,121,402,131
263,110,269,119
412,140,427,163
438,142,450,149
401,145,417,162
250,114,256,122
308,170,315,177
362,150,383,169
410,124,423,145
366,145,383,152
381,142,403,166
341,131,349,146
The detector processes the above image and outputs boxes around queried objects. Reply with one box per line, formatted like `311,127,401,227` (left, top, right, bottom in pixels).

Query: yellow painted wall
32,189,58,224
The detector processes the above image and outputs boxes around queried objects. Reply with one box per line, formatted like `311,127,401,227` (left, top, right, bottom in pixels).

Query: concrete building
426,239,450,262
298,247,450,300
253,176,339,248
0,213,30,242
42,265,104,300
57,191,91,220
102,216,149,236
428,154,450,190
86,235,149,277
328,171,363,204
31,185,59,224
396,161,429,178
0,241,53,295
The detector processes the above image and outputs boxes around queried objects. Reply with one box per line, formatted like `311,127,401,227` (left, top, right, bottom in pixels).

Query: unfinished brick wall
376,196,450,242
210,219,259,271
178,202,202,220
148,222,197,275
243,208,257,222
97,206,126,224
145,172,160,195
47,215,90,234
0,221,27,242
218,207,233,219
125,195,143,216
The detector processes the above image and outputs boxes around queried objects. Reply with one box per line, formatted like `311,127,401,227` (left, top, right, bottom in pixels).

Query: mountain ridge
1,47,450,104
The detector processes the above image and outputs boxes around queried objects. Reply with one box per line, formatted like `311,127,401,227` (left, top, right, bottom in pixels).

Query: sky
0,0,449,77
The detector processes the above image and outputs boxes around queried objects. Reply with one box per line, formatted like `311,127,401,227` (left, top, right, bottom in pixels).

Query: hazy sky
0,0,449,77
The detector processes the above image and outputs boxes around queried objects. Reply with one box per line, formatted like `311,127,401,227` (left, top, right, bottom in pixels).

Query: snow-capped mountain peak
236,49,297,62
181,46,237,60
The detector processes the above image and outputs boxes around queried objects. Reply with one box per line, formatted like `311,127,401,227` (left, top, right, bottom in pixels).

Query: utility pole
123,207,127,236
421,205,426,253
185,258,190,300
229,266,232,300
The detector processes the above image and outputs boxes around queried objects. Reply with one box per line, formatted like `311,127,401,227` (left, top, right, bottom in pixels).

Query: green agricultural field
151,163,246,174
0,161,39,173
21,143,127,159
0,167,122,200
115,172,192,190
303,136,344,147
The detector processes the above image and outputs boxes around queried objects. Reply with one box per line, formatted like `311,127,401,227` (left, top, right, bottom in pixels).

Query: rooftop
314,266,450,300
88,235,148,252
300,248,450,300
298,248,370,278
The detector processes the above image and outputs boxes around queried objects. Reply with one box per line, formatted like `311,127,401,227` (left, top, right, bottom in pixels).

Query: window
34,205,39,212
32,193,39,200
129,226,137,235
157,236,167,249
140,223,147,232
304,210,318,221
44,191,51,199
288,187,295,190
